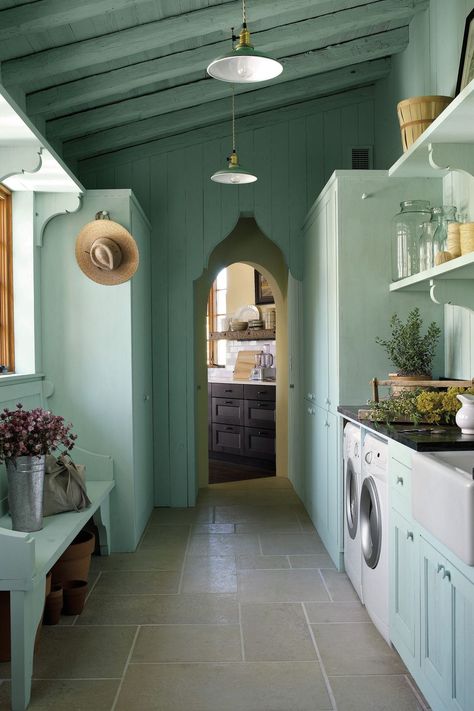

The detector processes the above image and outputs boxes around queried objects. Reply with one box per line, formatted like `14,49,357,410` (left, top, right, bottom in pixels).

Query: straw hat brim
75,219,139,285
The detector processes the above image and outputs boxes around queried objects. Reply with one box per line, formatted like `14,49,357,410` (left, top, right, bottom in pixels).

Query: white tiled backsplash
226,341,276,370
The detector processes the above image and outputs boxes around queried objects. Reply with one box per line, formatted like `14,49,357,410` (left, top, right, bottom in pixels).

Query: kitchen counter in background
338,405,474,451
208,377,276,386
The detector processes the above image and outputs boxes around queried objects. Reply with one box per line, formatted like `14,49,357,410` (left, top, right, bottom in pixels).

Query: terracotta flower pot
62,580,88,615
43,584,63,625
51,530,95,585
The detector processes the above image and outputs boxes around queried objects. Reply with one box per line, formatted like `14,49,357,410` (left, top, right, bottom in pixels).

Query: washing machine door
345,459,358,540
360,476,381,569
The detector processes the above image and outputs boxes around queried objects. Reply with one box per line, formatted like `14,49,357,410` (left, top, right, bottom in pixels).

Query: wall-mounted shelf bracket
429,278,474,312
0,144,43,182
428,143,474,178
34,192,83,247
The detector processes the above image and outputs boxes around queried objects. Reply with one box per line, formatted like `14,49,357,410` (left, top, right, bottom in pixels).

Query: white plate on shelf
235,304,260,322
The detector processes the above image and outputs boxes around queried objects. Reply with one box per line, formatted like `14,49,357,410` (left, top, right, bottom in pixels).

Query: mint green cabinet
41,190,154,553
390,507,418,668
419,536,474,711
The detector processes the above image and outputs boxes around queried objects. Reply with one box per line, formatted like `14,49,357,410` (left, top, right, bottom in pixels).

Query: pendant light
211,89,257,185
207,0,283,84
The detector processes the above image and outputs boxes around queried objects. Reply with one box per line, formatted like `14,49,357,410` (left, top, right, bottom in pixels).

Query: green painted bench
0,479,115,711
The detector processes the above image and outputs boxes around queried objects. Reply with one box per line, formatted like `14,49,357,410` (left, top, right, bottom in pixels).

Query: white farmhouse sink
412,451,474,565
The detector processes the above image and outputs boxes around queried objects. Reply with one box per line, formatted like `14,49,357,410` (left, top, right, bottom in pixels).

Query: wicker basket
397,96,452,152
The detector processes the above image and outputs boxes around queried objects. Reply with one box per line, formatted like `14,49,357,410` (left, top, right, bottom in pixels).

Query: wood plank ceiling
0,0,428,165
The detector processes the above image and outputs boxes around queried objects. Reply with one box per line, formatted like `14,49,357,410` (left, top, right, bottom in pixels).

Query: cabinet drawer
244,400,275,430
212,383,244,399
212,424,244,455
243,385,276,402
244,426,275,460
212,397,244,426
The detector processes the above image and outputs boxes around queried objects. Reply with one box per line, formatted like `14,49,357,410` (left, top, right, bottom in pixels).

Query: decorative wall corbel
34,192,83,247
0,144,43,182
429,143,474,178
429,278,474,312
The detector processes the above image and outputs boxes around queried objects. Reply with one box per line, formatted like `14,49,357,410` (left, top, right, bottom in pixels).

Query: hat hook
95,210,111,221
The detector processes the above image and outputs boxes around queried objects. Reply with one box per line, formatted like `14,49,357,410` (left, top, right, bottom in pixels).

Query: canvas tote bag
43,453,91,516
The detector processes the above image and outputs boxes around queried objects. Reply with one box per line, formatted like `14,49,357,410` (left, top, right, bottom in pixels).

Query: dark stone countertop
337,405,474,452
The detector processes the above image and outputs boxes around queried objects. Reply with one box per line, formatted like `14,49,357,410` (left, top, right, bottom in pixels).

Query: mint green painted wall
78,88,376,506
375,0,471,169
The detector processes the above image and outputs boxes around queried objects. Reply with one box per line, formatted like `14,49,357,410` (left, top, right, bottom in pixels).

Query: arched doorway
194,217,290,491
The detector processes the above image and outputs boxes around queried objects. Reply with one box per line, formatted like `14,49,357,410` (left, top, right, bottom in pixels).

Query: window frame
0,185,14,372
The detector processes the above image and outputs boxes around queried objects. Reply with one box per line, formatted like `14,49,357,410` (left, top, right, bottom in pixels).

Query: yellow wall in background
226,263,255,316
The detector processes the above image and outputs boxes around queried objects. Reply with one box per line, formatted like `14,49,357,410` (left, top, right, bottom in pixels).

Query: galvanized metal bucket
6,455,45,532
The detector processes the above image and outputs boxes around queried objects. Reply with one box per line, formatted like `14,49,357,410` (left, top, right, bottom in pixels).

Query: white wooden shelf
390,252,474,310
389,80,474,178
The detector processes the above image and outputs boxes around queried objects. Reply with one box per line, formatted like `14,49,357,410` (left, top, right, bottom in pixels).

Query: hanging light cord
242,0,247,27
232,87,236,153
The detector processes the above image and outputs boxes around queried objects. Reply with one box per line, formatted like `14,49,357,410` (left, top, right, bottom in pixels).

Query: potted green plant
376,308,441,393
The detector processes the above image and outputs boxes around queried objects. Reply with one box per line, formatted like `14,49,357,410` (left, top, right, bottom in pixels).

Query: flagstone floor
0,477,430,710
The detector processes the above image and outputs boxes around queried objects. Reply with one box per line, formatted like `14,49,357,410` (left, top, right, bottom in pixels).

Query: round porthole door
360,476,381,569
345,460,358,540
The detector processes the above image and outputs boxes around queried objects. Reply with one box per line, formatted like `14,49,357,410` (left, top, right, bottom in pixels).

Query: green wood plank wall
78,88,376,507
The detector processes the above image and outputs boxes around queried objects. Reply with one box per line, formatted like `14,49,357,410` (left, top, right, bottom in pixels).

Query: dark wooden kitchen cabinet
208,382,276,469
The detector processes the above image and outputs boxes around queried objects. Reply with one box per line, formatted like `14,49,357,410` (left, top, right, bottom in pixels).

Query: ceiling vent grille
351,145,373,170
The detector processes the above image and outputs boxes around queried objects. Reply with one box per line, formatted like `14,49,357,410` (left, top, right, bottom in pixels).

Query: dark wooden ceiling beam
2,0,397,91
27,0,423,119
47,27,407,141
63,57,390,160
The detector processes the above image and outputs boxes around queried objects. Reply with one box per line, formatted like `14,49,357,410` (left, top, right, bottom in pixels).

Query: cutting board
234,350,261,380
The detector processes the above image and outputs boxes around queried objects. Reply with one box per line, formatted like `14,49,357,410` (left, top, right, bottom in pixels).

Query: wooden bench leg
93,498,111,555
9,580,45,711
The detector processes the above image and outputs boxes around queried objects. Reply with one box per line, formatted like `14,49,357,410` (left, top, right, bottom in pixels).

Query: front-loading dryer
361,433,389,644
343,422,363,601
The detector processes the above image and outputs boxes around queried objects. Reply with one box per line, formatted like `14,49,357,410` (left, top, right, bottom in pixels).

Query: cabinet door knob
442,569,451,581
325,398,330,405
437,563,445,574
406,531,414,541
396,476,404,486
143,395,150,401
325,420,330,427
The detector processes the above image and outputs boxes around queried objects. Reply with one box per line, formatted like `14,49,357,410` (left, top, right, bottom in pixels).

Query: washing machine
343,422,363,601
361,433,389,644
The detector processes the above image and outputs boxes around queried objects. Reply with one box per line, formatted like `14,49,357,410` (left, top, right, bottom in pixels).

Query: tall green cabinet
302,170,442,567
41,190,154,553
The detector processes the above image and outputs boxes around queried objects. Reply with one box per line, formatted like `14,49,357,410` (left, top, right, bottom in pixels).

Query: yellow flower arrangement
369,386,474,424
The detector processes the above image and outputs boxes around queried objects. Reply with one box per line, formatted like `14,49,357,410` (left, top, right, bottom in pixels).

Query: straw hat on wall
75,211,139,285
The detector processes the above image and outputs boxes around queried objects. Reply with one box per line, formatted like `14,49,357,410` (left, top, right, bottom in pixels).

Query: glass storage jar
391,200,431,281
433,205,457,262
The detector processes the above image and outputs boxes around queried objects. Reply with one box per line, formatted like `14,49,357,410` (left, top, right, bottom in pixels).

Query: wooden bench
0,479,115,711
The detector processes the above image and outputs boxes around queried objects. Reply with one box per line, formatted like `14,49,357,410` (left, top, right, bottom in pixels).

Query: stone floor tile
236,553,290,570
181,556,237,593
132,625,242,663
241,602,316,661
0,679,119,711
147,507,213,525
305,602,370,624
289,554,336,569
138,525,190,549
238,569,330,603
213,504,301,525
187,533,260,557
312,623,406,676
235,520,302,533
92,570,180,595
259,532,326,555
33,627,137,679
192,523,235,534
319,569,359,601
329,674,426,710
115,662,332,711
90,548,184,572
77,593,239,625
